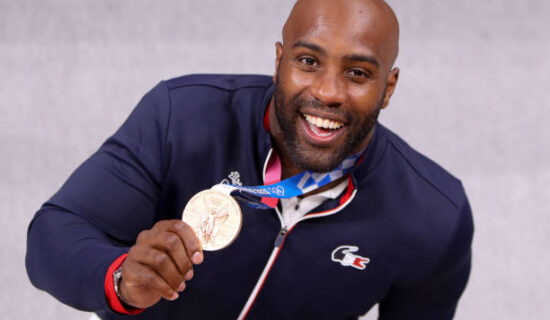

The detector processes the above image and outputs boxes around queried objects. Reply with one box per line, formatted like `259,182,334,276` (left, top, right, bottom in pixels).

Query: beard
273,82,383,173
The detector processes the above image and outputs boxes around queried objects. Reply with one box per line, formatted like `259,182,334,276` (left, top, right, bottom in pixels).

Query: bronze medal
182,189,242,251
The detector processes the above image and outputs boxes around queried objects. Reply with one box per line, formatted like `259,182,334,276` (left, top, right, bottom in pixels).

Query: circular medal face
182,189,242,251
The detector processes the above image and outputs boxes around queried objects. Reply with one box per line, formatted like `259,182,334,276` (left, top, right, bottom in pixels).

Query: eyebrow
292,40,380,68
292,40,327,56
343,54,380,68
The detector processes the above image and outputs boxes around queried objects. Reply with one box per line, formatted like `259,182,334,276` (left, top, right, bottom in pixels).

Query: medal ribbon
213,151,363,209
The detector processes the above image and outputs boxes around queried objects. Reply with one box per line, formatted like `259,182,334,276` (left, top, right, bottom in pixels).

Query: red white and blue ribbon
213,151,362,209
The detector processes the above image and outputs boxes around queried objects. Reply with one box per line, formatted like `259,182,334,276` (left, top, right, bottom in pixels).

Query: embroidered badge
331,245,370,270
221,171,243,186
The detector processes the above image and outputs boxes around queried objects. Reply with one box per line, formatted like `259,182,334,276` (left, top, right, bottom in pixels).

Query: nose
309,70,345,107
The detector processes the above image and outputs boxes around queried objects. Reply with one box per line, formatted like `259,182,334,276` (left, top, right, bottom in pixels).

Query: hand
119,220,203,309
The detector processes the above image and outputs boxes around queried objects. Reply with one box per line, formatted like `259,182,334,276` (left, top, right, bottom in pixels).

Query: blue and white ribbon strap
212,151,362,209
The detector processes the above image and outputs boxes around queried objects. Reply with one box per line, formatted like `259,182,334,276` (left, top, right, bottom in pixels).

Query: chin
289,144,347,173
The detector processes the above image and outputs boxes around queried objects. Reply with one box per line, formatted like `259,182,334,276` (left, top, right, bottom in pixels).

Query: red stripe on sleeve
104,253,144,315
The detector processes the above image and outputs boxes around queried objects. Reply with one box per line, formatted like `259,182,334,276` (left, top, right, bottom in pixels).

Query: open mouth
300,113,346,144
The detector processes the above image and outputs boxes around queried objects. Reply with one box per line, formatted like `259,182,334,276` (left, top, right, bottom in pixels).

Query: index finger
164,220,204,265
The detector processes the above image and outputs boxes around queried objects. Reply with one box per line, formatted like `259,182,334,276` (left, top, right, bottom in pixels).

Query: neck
279,152,302,180
268,97,301,180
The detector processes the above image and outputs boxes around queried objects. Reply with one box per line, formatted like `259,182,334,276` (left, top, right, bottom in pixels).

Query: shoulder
140,74,273,107
373,125,474,282
372,124,474,256
158,74,274,114
164,74,274,92
379,124,468,211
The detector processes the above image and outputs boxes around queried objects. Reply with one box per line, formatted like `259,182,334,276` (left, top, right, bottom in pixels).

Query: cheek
288,71,314,89
348,84,377,99
277,64,314,95
348,86,382,109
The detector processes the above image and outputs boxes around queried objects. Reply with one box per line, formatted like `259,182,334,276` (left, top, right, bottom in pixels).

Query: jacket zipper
236,188,358,319
274,227,287,248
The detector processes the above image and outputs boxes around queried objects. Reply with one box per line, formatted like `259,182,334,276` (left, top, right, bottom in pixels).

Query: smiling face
270,0,400,174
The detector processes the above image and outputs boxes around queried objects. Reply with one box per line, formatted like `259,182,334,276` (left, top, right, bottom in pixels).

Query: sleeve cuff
104,253,144,315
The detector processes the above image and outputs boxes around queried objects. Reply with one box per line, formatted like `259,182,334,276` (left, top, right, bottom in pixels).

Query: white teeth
304,114,343,130
316,117,323,127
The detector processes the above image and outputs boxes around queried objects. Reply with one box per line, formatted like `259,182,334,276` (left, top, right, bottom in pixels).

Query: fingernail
170,292,179,300
192,252,204,264
178,281,186,292
185,269,194,281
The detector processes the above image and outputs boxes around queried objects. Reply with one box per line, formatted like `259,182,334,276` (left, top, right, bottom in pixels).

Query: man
26,0,473,319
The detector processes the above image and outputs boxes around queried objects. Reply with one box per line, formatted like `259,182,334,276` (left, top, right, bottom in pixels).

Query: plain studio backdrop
1,0,549,319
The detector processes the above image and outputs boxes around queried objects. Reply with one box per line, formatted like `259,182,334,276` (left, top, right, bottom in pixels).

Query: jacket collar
350,122,388,186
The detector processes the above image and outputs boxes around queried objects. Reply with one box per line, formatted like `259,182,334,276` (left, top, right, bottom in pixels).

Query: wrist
113,267,135,308
104,253,143,315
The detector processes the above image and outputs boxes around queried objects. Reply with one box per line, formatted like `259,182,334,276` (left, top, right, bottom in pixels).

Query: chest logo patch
221,171,243,186
331,245,370,270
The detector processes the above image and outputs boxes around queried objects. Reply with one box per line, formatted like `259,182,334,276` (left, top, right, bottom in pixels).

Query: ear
273,42,283,83
381,67,399,109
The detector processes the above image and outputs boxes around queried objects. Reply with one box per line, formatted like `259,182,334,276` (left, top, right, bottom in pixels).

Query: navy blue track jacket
26,74,473,319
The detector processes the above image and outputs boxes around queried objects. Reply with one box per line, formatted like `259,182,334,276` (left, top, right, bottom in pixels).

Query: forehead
284,0,396,68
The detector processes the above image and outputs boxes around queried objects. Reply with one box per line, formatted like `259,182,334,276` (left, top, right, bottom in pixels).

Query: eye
346,69,371,82
298,56,318,67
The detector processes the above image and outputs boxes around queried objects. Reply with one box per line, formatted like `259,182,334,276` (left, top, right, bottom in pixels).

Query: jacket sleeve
25,81,172,313
378,200,474,320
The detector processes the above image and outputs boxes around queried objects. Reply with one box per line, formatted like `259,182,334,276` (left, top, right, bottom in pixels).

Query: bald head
270,0,401,175
282,0,400,70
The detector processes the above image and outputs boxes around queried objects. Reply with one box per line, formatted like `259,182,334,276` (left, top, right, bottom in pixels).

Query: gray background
1,0,549,319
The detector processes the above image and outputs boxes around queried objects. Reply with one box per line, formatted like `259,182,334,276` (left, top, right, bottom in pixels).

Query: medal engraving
182,189,242,251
